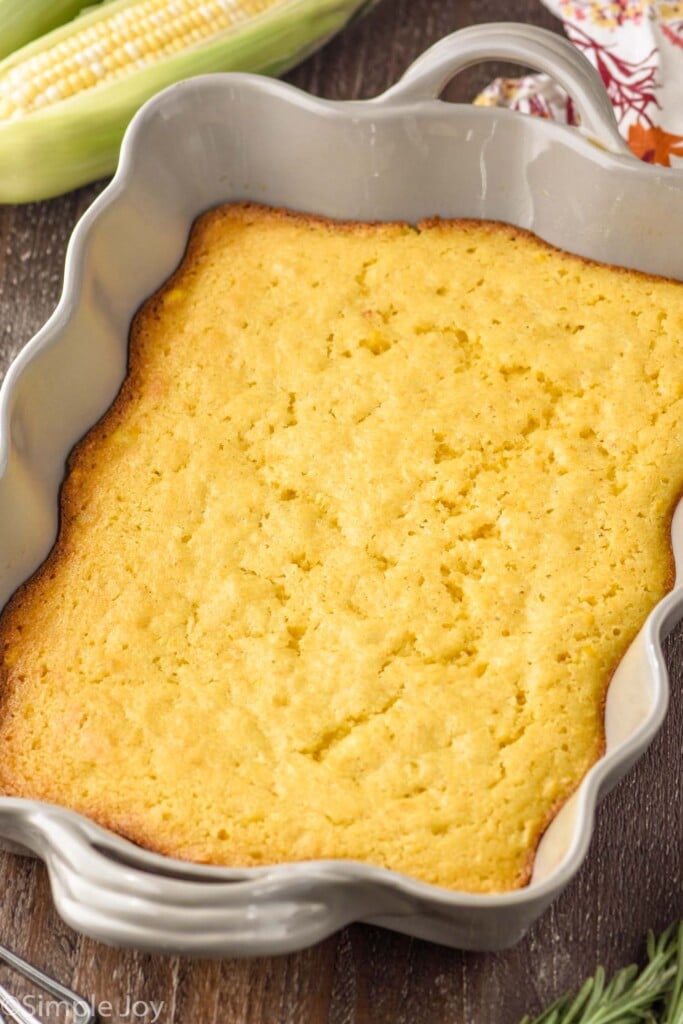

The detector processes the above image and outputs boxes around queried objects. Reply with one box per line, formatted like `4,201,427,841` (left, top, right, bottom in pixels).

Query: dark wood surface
0,2,681,1022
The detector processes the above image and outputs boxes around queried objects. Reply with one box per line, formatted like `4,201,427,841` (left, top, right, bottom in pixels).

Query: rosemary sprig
663,923,683,1024
520,922,683,1024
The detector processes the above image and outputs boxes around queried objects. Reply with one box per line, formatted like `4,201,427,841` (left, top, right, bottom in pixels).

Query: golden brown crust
418,213,683,289
0,201,680,891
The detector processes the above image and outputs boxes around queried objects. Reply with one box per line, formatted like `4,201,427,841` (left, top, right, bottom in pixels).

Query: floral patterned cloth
475,1,683,167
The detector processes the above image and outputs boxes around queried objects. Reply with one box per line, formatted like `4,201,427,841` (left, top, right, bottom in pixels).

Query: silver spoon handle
0,945,93,1024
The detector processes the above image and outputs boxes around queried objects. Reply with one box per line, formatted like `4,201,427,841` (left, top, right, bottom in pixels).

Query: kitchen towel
476,0,683,166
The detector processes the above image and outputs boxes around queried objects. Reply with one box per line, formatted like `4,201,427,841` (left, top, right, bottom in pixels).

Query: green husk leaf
0,0,377,203
0,0,105,61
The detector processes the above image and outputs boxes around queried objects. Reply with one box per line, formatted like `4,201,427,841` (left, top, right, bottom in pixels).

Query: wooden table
0,2,681,1021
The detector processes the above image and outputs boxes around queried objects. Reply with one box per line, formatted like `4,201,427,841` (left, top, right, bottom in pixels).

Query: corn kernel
1,0,281,120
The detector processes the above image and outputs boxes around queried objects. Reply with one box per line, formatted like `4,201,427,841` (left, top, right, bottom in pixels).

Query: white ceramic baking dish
0,23,681,956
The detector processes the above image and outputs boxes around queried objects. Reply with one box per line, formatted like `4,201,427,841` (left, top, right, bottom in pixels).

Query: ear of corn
0,0,376,203
0,0,285,120
0,0,105,61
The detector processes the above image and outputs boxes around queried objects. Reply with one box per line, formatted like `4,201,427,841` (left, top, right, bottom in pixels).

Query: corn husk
0,0,104,61
0,0,375,203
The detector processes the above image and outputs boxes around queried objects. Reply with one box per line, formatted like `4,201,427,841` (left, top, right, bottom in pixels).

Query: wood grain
0,2,681,1022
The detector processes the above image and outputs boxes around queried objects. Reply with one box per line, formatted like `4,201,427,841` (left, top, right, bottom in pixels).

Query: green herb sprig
520,922,683,1024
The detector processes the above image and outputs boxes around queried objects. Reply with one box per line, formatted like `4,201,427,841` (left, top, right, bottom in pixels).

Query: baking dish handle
374,23,630,157
1,804,392,955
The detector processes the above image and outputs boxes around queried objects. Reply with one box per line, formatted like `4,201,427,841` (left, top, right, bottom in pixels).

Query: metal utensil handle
375,23,630,156
0,946,93,1024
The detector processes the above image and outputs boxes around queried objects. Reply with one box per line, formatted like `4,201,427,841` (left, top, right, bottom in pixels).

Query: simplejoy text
20,994,166,1022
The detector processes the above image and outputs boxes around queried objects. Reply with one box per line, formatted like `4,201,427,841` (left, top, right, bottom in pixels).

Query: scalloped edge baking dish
0,23,682,955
